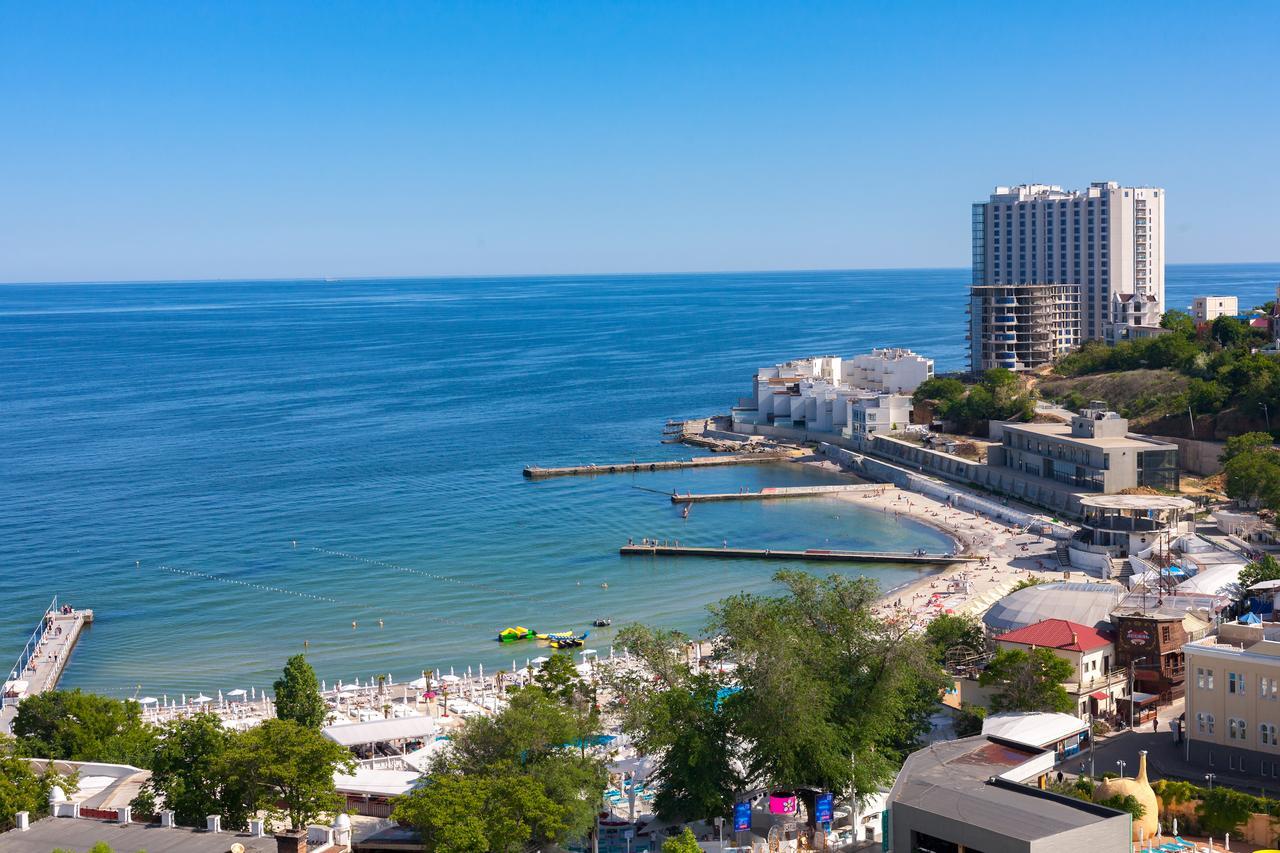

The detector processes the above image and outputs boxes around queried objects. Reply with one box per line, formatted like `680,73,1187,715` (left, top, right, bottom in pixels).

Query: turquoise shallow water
2,264,1278,696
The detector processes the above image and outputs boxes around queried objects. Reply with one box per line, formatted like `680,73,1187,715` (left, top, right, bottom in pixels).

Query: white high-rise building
970,182,1165,368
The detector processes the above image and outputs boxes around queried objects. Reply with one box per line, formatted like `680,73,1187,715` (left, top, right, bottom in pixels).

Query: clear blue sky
2,2,1277,282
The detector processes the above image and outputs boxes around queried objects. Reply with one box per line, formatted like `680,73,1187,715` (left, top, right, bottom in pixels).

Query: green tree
924,613,986,665
1223,447,1280,509
979,647,1074,714
662,828,703,853
273,654,328,730
1222,431,1274,463
0,738,75,831
1160,310,1196,336
1196,786,1254,835
952,703,986,738
610,626,741,822
1211,314,1248,348
1009,577,1047,593
392,771,569,853
223,718,354,831
911,377,966,407
12,690,155,766
1096,793,1146,820
1237,554,1280,603
1186,378,1229,414
131,711,252,829
407,688,607,849
534,654,589,707
709,571,946,801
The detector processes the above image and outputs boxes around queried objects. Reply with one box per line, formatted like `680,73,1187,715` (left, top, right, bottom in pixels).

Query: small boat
681,505,690,518
497,626,536,643
592,618,612,627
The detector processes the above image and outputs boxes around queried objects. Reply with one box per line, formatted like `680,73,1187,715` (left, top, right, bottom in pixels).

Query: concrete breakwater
669,483,892,503
523,452,791,479
620,543,974,565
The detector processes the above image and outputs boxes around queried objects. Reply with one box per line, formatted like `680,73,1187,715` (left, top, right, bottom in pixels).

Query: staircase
1054,543,1071,568
1111,557,1133,580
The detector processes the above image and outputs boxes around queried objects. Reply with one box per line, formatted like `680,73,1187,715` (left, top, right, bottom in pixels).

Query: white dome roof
983,581,1124,634
332,813,351,829
48,785,67,804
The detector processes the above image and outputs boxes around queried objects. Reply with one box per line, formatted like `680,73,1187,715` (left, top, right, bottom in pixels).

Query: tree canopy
223,718,354,831
12,690,155,767
979,647,1075,714
394,688,607,852
1237,554,1280,603
610,626,742,823
923,613,986,666
662,828,703,853
0,738,76,831
131,711,252,829
708,571,945,800
273,654,328,730
913,370,1035,436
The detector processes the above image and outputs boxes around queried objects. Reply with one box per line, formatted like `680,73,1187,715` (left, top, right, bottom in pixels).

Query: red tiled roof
997,618,1113,653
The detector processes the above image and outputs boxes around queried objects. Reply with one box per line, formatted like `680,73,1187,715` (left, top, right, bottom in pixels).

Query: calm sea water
2,264,1278,697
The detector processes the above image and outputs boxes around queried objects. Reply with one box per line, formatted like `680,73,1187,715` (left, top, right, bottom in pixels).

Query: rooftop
997,618,1113,653
0,818,274,853
322,715,437,748
1003,420,1176,450
1080,494,1196,511
890,736,1125,842
982,712,1089,749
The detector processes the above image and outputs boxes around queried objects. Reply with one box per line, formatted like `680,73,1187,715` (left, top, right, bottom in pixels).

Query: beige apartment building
970,181,1166,370
1184,620,1280,778
1192,295,1238,326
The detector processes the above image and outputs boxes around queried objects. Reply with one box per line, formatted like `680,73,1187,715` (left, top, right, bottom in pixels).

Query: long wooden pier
524,452,791,479
620,544,973,565
2,599,93,733
670,483,892,503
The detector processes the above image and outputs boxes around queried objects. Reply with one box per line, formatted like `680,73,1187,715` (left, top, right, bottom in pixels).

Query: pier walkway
670,483,892,503
2,598,93,733
620,543,975,565
524,452,791,479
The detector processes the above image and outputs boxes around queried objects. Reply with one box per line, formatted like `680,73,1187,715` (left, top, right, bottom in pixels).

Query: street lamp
1117,759,1127,778
1205,773,1216,790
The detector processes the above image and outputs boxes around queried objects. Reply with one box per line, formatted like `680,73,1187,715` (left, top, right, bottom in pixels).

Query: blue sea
2,264,1277,697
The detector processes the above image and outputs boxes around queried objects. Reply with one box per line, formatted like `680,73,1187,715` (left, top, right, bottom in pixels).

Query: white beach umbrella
439,674,461,684
530,656,549,666
449,666,455,677
192,694,213,704
217,690,225,704
227,688,247,699
181,693,187,705
340,683,359,692
250,686,256,699
139,696,158,705
321,680,327,692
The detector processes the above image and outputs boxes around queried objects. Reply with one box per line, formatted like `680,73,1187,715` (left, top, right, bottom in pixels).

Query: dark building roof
889,736,1125,843
0,817,275,853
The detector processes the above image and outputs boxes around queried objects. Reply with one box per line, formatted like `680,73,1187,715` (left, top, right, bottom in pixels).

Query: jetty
670,483,892,503
2,597,93,733
620,543,974,565
524,452,791,479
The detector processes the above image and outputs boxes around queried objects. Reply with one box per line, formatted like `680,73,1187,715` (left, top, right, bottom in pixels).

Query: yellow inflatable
1093,749,1159,841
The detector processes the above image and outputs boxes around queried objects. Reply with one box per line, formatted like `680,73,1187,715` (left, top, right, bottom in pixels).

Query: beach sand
833,484,1095,630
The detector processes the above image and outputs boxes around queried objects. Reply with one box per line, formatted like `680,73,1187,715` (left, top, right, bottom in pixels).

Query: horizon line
2,259,1278,287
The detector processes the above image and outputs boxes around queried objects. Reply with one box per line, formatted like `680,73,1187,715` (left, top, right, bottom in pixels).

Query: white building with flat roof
734,348,927,438
972,182,1165,351
1192,295,1238,326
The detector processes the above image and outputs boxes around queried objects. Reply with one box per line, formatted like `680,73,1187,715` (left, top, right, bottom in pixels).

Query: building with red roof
992,618,1128,720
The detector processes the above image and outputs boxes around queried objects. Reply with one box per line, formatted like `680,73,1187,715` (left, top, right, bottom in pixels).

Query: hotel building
1184,619,1280,779
970,181,1166,370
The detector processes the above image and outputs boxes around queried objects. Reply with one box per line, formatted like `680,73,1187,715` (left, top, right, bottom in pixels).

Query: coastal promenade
523,452,791,478
670,483,891,502
620,543,974,565
2,600,93,733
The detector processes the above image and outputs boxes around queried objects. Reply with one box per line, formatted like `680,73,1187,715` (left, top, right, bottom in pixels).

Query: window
1230,672,1239,694
1162,626,1171,643
1229,718,1247,741
1262,723,1277,745
1198,667,1214,689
